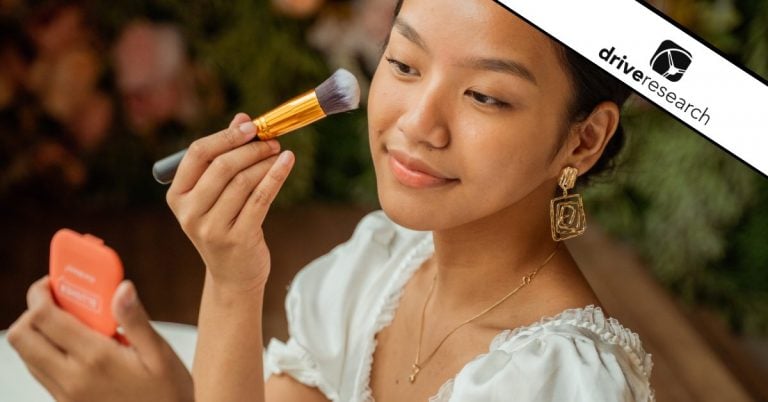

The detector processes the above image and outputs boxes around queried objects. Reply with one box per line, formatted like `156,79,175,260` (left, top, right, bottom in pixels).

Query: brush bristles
315,68,360,116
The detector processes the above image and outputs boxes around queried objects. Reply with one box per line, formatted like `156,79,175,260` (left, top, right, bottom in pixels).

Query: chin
371,168,434,232
380,203,435,232
375,171,539,234
375,181,468,232
371,155,464,231
381,206,446,232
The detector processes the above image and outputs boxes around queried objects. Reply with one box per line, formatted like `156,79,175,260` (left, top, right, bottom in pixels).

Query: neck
428,184,563,314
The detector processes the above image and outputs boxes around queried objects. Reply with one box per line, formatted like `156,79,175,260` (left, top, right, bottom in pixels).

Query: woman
8,0,655,400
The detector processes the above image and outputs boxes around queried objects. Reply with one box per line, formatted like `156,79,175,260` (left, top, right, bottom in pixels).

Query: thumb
112,280,166,368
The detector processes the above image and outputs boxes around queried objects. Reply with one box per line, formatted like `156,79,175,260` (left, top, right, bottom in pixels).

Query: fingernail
267,140,280,152
119,281,136,311
277,151,293,166
239,121,256,137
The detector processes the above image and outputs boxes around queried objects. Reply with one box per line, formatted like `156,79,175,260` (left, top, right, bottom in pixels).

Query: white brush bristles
315,68,361,116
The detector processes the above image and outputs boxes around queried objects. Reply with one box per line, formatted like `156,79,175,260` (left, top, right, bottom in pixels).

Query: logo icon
650,40,692,82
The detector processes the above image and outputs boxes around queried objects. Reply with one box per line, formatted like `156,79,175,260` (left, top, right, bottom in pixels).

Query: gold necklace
408,242,561,383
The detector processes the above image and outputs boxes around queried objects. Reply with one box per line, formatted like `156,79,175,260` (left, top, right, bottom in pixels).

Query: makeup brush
152,68,361,184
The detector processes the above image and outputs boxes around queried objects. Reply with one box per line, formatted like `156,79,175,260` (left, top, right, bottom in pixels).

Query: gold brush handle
152,89,327,184
254,90,326,140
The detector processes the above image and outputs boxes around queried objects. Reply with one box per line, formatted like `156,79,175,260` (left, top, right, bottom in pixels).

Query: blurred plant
113,21,215,136
305,0,397,100
272,0,326,19
0,3,112,204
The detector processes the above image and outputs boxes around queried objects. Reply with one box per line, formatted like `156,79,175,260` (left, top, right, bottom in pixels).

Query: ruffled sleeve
263,210,409,401
262,245,344,401
263,337,337,398
439,306,655,402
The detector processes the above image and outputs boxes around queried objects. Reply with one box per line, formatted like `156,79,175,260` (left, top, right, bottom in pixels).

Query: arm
8,113,328,401
193,271,266,401
165,113,281,401
194,271,331,402
167,113,329,401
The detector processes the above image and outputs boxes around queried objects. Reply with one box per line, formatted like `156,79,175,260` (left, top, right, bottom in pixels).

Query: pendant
409,363,421,383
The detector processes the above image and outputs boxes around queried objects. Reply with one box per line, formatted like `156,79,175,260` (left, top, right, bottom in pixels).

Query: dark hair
390,0,632,188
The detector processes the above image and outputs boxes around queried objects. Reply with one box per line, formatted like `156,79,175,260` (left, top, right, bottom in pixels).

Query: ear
561,101,621,176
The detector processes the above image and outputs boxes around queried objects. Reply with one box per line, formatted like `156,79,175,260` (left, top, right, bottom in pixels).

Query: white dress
263,210,656,402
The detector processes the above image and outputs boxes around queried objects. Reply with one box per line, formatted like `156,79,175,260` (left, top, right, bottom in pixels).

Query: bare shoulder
265,374,331,402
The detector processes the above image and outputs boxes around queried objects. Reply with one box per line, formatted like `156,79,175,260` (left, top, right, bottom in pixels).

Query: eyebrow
392,17,538,87
393,17,429,53
459,57,539,86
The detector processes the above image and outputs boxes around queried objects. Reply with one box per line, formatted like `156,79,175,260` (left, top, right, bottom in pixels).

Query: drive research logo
650,40,692,82
598,45,711,126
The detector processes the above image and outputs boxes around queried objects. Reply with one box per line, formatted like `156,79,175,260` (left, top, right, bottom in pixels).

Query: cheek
367,63,401,142
454,116,556,193
468,143,529,192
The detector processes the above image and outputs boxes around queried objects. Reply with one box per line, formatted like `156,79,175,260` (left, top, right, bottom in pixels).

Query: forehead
395,0,564,78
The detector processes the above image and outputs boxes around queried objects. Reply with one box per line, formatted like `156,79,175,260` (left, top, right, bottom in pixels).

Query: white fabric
264,210,655,402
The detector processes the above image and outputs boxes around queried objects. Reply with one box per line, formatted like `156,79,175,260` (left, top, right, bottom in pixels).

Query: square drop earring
550,166,586,241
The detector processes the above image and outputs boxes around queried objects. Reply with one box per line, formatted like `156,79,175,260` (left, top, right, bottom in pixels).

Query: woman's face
368,0,575,230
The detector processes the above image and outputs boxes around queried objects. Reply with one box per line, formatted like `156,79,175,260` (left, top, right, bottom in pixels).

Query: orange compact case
49,228,124,337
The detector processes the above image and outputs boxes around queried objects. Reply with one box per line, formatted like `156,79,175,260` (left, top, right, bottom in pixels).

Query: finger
228,112,251,129
26,276,106,355
25,275,50,309
111,280,167,370
184,139,281,218
27,365,66,400
234,150,294,230
206,153,281,225
7,312,69,382
169,113,257,195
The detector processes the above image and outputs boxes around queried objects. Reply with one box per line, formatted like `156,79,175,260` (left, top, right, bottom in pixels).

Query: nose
396,81,450,150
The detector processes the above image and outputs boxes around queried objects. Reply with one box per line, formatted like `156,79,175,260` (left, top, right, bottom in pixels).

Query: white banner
496,0,768,177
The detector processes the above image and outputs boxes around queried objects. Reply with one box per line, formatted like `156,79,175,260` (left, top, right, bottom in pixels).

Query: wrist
204,270,267,303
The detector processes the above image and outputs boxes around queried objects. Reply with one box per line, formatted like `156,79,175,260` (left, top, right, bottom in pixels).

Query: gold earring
550,166,586,241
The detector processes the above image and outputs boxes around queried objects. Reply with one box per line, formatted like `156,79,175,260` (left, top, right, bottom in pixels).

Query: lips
387,148,458,188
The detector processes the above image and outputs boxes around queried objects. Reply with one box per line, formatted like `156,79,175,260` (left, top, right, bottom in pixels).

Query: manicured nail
239,121,256,137
277,151,293,166
119,281,137,311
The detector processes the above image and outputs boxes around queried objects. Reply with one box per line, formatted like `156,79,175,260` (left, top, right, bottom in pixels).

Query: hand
165,113,295,291
8,276,194,402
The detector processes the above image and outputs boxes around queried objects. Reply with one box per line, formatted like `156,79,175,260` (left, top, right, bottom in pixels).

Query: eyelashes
464,90,511,109
385,55,511,110
385,56,418,76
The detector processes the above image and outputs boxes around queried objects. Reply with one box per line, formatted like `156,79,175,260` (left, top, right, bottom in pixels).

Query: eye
385,56,419,77
465,90,510,109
